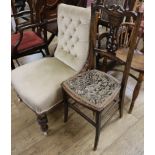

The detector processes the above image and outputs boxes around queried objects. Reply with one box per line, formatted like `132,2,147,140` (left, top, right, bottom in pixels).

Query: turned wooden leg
94,111,101,151
129,72,143,114
37,114,48,135
63,91,69,123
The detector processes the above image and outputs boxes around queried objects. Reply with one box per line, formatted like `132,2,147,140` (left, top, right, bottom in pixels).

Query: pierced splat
106,25,119,53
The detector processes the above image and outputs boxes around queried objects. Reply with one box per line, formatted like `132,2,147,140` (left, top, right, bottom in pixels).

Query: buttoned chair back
55,4,90,71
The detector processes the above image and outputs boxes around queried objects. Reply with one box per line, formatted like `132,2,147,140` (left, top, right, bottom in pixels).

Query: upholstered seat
12,57,77,114
62,69,121,111
11,31,45,52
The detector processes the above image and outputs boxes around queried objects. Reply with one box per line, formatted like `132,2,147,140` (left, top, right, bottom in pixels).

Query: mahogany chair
12,4,91,135
61,3,142,150
11,0,53,69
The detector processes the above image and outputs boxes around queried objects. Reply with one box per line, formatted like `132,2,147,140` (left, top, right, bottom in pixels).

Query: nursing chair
12,4,91,135
11,0,53,69
61,3,142,150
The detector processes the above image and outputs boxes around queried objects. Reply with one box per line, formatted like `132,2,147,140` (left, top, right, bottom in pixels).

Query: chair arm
11,31,24,53
94,48,124,64
18,18,57,32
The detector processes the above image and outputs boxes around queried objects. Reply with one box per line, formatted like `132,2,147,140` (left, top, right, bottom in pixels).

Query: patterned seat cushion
62,69,121,111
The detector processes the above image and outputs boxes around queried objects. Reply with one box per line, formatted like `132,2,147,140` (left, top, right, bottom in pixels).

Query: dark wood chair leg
45,47,50,56
41,50,46,57
15,59,20,66
102,57,107,72
94,111,101,151
64,101,69,123
11,59,15,70
63,91,69,123
129,72,143,114
37,113,48,135
119,100,124,118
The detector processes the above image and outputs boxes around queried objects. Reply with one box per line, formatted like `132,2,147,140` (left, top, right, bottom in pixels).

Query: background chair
11,0,54,69
12,4,91,135
117,1,144,113
97,1,144,113
61,3,142,150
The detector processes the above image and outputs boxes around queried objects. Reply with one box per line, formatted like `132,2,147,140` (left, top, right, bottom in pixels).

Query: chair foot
17,97,21,102
43,131,48,136
17,94,22,102
37,114,48,133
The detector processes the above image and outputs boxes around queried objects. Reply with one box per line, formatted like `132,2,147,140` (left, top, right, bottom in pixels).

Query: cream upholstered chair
12,4,91,134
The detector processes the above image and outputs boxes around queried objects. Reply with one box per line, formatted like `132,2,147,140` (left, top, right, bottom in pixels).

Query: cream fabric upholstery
11,4,91,114
55,4,91,72
12,58,76,114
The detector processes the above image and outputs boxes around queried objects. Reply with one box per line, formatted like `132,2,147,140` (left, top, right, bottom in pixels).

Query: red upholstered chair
11,0,54,69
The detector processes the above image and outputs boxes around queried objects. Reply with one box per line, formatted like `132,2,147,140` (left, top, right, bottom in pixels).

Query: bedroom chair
12,4,91,135
62,3,142,150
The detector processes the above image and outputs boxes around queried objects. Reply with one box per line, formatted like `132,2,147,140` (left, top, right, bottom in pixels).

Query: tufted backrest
54,4,91,72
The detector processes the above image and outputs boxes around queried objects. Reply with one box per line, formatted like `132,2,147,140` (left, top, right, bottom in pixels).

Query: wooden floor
12,52,144,155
